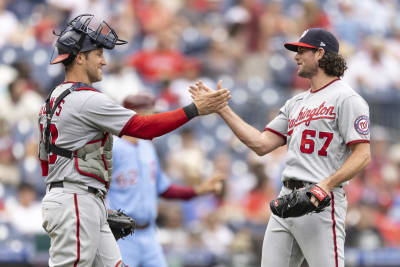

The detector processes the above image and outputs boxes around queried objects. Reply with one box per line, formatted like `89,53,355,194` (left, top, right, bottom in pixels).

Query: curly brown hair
318,52,348,77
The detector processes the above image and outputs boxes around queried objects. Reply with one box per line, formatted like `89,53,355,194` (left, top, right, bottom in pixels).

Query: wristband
183,103,199,120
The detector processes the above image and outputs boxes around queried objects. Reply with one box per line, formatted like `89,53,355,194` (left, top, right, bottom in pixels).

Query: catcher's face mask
51,14,127,64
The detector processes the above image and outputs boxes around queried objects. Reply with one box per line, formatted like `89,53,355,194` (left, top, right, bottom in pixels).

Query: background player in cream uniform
191,28,371,267
38,14,230,267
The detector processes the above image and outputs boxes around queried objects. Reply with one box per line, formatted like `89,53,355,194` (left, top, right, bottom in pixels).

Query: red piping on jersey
346,140,370,147
74,151,107,184
75,87,99,92
310,78,340,93
119,108,189,139
73,194,81,267
264,128,287,144
330,192,338,267
115,260,122,267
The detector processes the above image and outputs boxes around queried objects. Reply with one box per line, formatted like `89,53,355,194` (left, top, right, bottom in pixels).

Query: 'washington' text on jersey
288,101,336,129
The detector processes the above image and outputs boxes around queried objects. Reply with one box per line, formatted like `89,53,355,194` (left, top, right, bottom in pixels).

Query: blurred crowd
0,0,400,266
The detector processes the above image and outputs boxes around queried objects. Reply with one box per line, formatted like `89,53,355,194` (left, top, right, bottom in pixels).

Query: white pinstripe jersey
266,79,370,184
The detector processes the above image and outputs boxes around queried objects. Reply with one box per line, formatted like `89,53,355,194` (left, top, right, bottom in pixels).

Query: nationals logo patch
354,115,369,135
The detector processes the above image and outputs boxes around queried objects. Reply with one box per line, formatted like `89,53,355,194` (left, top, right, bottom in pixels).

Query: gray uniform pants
261,186,347,267
42,183,122,267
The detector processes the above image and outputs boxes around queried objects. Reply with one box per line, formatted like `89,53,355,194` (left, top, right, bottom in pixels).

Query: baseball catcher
40,13,230,267
107,209,136,240
270,184,331,218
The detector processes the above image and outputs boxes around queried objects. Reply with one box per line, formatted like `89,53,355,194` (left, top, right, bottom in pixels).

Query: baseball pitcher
191,28,371,267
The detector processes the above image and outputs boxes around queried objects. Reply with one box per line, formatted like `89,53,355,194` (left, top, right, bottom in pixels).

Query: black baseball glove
270,184,331,218
107,209,135,240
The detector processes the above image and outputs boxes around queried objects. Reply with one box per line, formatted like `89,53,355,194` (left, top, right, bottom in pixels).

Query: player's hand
189,80,231,115
189,80,210,97
194,173,226,195
270,184,331,218
310,182,331,207
195,80,231,115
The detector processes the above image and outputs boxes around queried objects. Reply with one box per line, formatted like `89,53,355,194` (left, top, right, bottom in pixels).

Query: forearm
218,107,276,155
160,184,197,200
323,144,371,189
119,104,198,139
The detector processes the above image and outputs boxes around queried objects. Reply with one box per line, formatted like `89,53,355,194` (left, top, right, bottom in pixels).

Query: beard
87,67,102,83
298,63,318,78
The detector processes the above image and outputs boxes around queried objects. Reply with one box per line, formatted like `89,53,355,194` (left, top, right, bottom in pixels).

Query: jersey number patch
300,130,333,156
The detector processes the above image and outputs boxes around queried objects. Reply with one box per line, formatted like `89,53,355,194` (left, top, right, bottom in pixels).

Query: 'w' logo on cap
320,42,326,46
300,29,309,39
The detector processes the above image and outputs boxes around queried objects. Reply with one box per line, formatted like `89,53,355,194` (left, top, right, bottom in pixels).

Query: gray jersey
38,83,135,190
266,79,370,184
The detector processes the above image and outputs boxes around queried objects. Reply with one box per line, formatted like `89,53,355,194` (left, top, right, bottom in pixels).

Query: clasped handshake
189,80,231,115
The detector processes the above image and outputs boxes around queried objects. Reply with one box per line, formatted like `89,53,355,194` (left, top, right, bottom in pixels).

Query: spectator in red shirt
127,30,186,84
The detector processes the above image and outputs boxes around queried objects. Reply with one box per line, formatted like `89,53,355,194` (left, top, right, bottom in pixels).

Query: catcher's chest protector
75,133,114,184
40,83,114,186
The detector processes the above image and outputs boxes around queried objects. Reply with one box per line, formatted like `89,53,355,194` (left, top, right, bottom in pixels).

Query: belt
283,179,311,190
49,181,105,199
135,223,150,230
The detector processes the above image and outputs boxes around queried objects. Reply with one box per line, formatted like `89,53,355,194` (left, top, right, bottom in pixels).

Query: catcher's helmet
51,14,127,65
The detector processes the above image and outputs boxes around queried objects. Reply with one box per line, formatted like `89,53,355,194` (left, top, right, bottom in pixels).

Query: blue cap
284,28,339,53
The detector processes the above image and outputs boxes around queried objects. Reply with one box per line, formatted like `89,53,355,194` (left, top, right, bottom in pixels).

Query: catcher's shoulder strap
44,82,98,159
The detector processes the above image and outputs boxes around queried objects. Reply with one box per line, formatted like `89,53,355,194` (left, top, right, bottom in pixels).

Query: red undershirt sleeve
160,184,197,200
119,104,198,139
